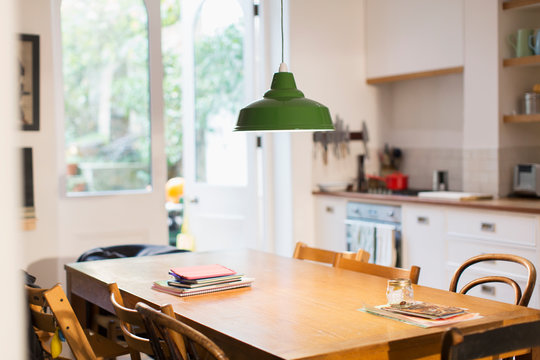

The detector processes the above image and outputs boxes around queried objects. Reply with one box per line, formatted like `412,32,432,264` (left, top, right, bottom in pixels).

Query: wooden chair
333,253,421,284
449,253,537,307
293,241,370,266
441,320,540,360
136,302,229,360
26,283,130,360
108,283,187,360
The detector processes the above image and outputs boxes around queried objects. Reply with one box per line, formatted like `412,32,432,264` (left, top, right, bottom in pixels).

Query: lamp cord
281,0,284,64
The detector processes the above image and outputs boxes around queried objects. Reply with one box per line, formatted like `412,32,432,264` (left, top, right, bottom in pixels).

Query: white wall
2,0,25,357
19,0,61,288
288,0,368,248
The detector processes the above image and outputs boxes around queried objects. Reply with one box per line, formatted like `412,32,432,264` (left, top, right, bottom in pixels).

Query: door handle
189,197,199,204
417,216,429,225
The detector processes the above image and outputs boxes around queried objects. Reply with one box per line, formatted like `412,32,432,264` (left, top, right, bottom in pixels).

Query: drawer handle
417,216,429,225
480,285,496,296
325,206,334,214
480,222,496,232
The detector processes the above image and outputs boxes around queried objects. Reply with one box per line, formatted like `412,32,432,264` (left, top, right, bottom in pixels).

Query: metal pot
367,172,409,191
385,172,408,190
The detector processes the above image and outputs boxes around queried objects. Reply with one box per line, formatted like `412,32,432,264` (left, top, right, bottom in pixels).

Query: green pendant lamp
235,0,334,132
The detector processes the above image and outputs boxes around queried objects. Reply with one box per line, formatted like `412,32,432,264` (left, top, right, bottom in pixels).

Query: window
161,0,183,179
193,0,248,186
61,0,151,194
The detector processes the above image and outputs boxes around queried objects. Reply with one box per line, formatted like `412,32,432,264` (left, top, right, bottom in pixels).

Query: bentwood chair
108,283,187,360
441,320,540,360
26,283,130,360
293,241,370,266
333,253,421,284
136,302,229,360
449,253,537,307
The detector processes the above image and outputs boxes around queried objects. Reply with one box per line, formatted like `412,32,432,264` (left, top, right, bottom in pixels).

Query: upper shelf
502,0,540,10
366,66,463,85
503,54,540,67
503,114,540,123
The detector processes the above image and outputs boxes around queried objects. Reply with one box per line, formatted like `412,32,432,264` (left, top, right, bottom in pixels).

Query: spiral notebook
152,277,254,297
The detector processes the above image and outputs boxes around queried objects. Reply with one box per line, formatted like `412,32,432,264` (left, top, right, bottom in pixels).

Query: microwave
513,164,540,197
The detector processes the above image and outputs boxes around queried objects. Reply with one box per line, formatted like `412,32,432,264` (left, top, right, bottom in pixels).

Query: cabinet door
314,197,347,252
402,204,446,289
366,0,463,78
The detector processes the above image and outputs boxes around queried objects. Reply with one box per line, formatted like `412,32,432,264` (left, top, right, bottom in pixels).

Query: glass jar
386,278,414,305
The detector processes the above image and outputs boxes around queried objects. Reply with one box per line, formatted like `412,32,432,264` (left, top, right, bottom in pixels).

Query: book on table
152,264,254,297
360,301,481,328
153,278,254,297
169,264,236,280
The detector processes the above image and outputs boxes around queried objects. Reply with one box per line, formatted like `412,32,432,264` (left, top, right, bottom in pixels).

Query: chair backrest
26,284,98,360
108,283,187,360
293,241,370,265
441,320,540,360
448,253,537,306
333,253,421,284
136,302,229,360
109,283,154,358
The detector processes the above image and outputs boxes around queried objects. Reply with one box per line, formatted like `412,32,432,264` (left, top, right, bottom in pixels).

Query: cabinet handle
325,206,334,214
480,285,496,296
480,222,496,232
417,216,429,225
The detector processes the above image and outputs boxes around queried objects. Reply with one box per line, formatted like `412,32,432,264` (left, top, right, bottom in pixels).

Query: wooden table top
65,249,540,360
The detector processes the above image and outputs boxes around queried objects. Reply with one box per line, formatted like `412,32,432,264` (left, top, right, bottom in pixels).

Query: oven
345,202,402,267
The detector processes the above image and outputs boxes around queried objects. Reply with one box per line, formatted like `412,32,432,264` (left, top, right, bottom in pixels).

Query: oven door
345,219,401,267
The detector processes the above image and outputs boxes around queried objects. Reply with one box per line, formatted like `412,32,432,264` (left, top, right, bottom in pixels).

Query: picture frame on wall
19,34,39,131
22,147,36,231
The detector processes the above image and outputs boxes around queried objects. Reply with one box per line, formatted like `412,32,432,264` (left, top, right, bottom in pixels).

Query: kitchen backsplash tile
463,148,498,195
400,148,463,191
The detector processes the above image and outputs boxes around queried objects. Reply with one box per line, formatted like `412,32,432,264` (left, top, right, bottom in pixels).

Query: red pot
385,172,408,190
367,172,409,190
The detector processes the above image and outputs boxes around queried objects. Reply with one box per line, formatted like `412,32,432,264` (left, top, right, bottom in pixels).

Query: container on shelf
523,92,539,114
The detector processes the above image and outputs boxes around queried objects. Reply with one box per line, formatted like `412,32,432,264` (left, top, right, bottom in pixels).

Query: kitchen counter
312,191,540,215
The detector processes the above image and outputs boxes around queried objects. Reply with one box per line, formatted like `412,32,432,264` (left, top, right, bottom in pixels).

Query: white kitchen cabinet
314,196,347,252
445,208,540,309
402,204,447,290
365,0,463,80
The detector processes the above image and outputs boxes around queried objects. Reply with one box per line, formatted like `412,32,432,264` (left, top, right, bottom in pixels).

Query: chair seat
85,329,130,358
77,244,188,262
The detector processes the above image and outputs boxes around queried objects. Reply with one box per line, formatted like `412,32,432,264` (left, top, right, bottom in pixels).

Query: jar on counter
386,278,414,305
524,92,539,114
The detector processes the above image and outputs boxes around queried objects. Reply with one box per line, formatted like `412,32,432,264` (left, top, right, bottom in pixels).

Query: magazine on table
360,301,481,328
379,301,467,319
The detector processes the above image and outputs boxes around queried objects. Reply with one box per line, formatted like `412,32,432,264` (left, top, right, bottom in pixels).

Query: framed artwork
22,147,36,230
19,34,40,131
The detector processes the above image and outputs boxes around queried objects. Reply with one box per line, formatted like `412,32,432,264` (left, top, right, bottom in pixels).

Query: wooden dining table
65,249,540,360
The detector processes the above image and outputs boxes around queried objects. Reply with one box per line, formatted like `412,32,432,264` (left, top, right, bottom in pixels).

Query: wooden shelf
366,66,463,85
502,0,540,10
503,55,540,67
503,114,540,123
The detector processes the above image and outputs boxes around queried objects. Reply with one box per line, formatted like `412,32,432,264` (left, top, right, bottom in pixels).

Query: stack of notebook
152,264,254,297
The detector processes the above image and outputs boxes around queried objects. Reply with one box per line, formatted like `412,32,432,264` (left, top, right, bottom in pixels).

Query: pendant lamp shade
235,72,334,132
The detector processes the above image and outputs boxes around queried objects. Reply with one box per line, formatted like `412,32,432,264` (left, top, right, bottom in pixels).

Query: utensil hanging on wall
313,118,369,165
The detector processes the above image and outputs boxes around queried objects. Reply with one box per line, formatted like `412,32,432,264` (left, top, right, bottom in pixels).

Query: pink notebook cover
170,264,236,280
